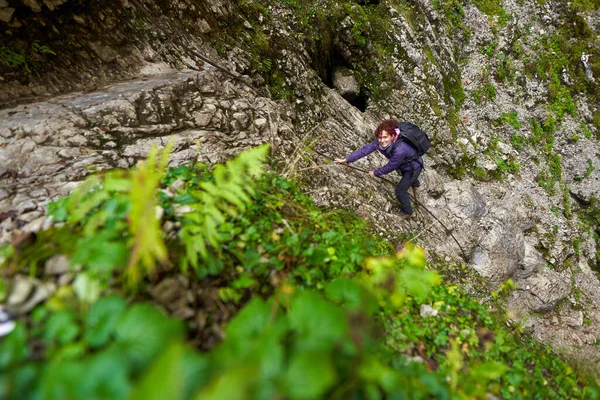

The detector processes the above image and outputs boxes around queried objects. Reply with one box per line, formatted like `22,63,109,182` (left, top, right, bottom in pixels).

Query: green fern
126,142,173,287
46,143,173,287
0,45,30,73
179,144,270,277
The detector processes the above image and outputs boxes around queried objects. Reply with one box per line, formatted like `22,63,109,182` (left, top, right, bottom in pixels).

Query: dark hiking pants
395,168,422,215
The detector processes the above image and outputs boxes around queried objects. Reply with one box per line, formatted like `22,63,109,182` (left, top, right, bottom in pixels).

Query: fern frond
125,141,174,288
179,144,269,277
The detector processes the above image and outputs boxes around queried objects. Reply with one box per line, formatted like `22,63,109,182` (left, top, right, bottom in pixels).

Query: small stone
0,7,14,23
420,304,439,318
19,199,37,212
254,118,268,129
173,204,194,217
58,273,74,286
0,306,16,337
155,206,164,220
18,211,42,223
173,307,195,320
163,220,177,233
88,41,119,63
22,216,46,233
7,276,34,305
44,254,70,275
72,14,86,25
170,179,185,191
42,216,53,230
15,282,56,314
561,311,584,327
150,278,185,305
22,0,41,12
197,19,211,33
29,188,49,198
408,356,425,364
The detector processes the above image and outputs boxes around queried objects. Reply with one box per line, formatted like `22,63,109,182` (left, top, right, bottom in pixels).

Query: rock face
0,68,293,243
1,0,600,377
333,69,360,101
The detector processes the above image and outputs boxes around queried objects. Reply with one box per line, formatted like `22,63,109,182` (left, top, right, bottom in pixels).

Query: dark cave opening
311,46,369,112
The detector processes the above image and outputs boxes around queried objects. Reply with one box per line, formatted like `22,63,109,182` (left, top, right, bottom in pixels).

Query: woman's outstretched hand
334,158,347,164
368,171,375,177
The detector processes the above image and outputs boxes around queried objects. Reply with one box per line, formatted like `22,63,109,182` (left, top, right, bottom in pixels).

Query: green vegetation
510,133,525,151
2,145,599,399
575,196,600,274
471,0,507,19
0,46,30,73
581,122,593,140
473,82,497,104
432,0,472,41
494,54,516,84
574,159,595,182
495,111,521,129
0,41,56,74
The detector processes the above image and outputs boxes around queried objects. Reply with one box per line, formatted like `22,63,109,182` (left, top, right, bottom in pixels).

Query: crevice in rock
311,45,350,90
348,89,368,112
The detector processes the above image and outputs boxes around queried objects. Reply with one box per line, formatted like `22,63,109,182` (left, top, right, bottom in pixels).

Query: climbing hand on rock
334,158,347,164
368,171,375,177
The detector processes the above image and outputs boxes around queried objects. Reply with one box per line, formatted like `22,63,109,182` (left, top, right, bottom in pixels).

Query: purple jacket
346,139,423,176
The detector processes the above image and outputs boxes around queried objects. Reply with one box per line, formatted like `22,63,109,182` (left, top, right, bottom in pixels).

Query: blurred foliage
1,145,599,399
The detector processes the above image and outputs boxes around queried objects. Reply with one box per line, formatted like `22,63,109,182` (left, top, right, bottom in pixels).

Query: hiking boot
399,211,413,219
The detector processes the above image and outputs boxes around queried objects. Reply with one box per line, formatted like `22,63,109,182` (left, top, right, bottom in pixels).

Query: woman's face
378,130,393,148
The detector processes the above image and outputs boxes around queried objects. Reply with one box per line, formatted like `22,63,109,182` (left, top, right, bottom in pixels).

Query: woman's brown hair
374,119,399,139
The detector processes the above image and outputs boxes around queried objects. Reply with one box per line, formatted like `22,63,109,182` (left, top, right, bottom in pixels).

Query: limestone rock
333,69,360,101
524,269,571,313
44,254,70,275
88,41,119,63
0,7,14,22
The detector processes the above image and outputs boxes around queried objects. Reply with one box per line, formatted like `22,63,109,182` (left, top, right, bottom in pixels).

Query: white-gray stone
44,254,70,275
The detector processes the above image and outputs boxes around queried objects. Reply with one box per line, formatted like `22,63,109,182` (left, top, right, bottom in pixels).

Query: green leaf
39,359,84,400
44,311,80,345
0,363,38,400
0,323,28,369
284,351,336,400
71,233,128,272
325,278,378,314
193,367,253,400
128,343,186,400
73,272,102,306
71,189,110,223
288,291,347,349
399,267,440,301
226,297,272,341
47,197,69,222
103,177,131,192
114,304,184,372
85,296,127,348
470,362,508,381
83,349,132,399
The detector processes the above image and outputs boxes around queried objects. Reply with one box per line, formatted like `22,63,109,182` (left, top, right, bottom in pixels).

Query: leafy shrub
2,145,599,400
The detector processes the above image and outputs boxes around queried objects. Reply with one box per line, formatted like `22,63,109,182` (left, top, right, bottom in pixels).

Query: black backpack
391,122,430,168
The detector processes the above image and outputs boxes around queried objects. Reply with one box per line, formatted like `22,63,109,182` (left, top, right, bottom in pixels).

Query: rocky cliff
1,0,600,376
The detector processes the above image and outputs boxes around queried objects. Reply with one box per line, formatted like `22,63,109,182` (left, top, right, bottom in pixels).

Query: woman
335,119,422,217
